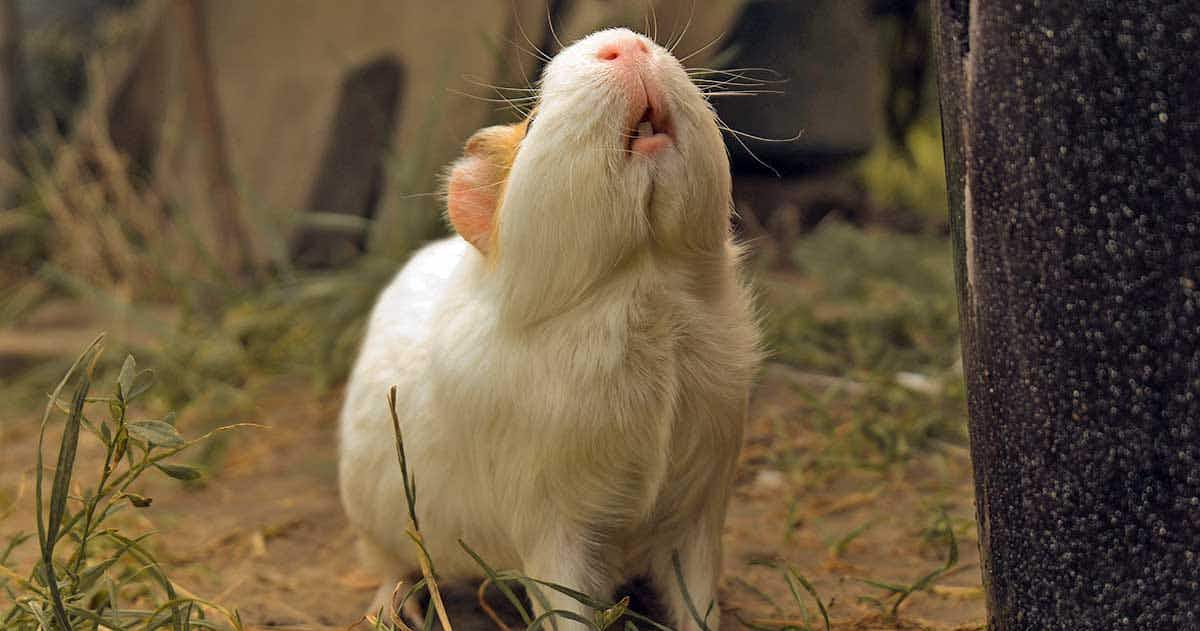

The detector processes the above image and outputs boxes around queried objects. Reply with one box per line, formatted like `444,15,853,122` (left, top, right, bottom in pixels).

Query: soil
0,363,986,631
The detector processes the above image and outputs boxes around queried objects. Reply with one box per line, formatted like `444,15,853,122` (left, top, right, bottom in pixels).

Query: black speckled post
933,2,1200,629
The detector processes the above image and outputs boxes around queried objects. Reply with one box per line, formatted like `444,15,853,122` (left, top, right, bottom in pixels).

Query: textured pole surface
934,2,1200,629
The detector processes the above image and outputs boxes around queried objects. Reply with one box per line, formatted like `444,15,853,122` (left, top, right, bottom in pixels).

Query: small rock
754,469,786,491
895,371,942,395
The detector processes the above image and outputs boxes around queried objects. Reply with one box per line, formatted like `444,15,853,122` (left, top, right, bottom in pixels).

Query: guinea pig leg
366,578,399,618
401,595,427,629
357,536,423,621
363,575,428,628
521,534,615,631
650,525,723,631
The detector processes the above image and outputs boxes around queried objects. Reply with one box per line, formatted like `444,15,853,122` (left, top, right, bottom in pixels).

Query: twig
389,386,453,631
477,576,516,631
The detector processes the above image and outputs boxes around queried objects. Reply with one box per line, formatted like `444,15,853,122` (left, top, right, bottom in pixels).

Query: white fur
339,29,760,631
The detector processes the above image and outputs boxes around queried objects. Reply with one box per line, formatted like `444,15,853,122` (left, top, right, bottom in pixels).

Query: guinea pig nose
596,37,649,62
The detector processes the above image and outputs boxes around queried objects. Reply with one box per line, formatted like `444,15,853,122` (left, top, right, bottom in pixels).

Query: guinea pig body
339,28,760,631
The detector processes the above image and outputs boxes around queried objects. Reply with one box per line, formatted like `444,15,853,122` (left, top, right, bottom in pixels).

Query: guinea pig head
446,28,733,320
507,27,733,255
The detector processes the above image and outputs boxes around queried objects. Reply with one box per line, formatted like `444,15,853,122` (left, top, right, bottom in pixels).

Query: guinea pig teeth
637,121,654,138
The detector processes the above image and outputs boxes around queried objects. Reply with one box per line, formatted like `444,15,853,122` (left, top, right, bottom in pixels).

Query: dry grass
15,117,230,305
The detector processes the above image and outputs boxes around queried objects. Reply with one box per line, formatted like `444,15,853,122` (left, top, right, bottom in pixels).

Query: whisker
464,89,537,105
677,31,724,65
663,1,682,50
511,0,554,62
504,37,544,101
669,0,697,53
715,113,789,177
686,67,785,80
397,191,444,200
447,88,534,117
725,132,778,177
649,0,658,44
398,177,508,201
447,89,533,104
716,124,803,143
696,82,776,91
461,74,543,114
463,75,540,92
547,4,564,52
506,37,552,64
691,77,772,87
704,90,786,97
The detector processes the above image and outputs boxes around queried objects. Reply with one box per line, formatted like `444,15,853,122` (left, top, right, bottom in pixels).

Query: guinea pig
338,27,760,631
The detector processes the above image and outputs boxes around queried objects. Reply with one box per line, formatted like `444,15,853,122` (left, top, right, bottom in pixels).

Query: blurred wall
1,0,18,186
78,0,888,270
96,0,748,269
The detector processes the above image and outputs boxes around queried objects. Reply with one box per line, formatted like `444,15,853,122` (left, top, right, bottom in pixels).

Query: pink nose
596,37,649,62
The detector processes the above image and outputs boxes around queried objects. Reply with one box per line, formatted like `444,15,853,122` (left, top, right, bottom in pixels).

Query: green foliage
760,223,967,469
855,511,959,619
857,117,949,231
0,250,403,445
1,336,245,630
735,562,831,631
764,222,960,378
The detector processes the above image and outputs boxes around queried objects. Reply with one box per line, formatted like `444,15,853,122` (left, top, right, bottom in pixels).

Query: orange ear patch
446,119,529,255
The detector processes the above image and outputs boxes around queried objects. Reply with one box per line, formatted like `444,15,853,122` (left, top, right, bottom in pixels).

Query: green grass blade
671,552,712,631
890,514,958,616
105,531,183,631
1,532,32,565
730,577,782,614
388,387,420,530
519,577,672,631
40,358,93,630
776,568,811,629
828,520,875,558
783,568,829,631
458,539,532,625
527,608,601,631
853,577,906,594
395,577,429,612
47,372,89,544
34,333,103,563
731,612,805,631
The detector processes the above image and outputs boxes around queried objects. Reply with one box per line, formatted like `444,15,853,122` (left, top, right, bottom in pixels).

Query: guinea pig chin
624,89,674,157
613,69,674,159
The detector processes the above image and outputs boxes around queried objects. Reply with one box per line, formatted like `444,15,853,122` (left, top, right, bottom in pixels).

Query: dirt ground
0,354,986,631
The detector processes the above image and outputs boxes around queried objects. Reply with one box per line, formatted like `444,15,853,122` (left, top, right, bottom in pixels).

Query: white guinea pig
339,27,760,631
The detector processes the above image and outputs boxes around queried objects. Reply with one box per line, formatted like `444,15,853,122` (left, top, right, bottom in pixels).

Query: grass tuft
759,223,967,472
854,511,960,619
1,335,246,630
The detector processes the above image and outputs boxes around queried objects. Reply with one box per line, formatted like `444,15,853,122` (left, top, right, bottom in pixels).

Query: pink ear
447,156,501,254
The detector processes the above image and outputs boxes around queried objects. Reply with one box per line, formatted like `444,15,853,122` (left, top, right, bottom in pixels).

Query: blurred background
0,2,981,629
0,0,950,399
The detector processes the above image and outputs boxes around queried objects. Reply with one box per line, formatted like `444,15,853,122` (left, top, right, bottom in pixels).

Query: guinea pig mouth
627,106,673,157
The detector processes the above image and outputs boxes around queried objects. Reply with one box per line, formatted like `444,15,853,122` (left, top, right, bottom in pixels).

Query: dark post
934,2,1200,629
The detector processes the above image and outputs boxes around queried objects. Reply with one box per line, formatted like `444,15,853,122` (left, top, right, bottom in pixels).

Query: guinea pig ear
446,124,523,255
446,156,500,254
